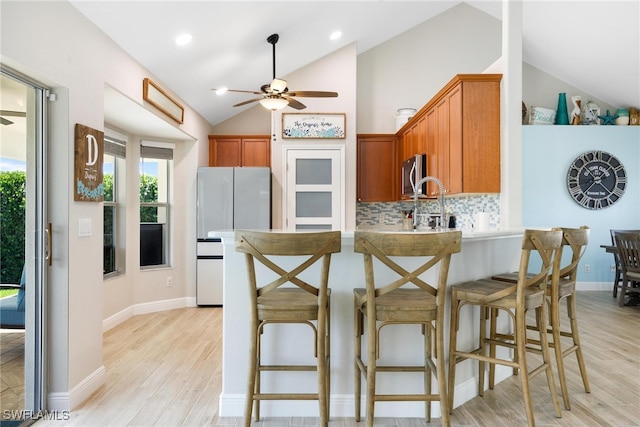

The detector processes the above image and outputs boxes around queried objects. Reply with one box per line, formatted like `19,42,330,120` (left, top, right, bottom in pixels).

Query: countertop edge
209,228,524,244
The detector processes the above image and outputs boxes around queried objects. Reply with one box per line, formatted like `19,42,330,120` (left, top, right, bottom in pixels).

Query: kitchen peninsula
214,229,523,418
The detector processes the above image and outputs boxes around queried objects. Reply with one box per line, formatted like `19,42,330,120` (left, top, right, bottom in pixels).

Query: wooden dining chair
448,228,563,427
610,229,640,300
353,230,461,427
613,231,640,307
492,226,590,410
234,230,341,427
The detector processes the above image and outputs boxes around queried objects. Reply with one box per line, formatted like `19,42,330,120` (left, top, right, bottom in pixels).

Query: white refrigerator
196,167,271,305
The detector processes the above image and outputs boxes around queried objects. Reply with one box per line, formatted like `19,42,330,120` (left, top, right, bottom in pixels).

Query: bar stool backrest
354,230,462,307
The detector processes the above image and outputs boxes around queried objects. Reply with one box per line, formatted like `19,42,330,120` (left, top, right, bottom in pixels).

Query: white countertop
210,227,523,242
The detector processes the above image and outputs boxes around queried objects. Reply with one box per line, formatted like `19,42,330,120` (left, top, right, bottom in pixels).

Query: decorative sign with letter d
74,124,104,202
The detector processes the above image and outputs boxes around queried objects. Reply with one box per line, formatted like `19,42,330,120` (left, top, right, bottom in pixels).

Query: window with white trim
139,142,173,268
103,135,126,276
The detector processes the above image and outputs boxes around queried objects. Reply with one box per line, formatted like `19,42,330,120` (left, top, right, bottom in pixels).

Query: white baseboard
220,394,444,418
576,281,612,292
222,394,426,418
220,366,513,418
48,365,106,411
103,297,191,332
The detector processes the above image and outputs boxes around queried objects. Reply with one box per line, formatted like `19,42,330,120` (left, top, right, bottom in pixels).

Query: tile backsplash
357,194,501,230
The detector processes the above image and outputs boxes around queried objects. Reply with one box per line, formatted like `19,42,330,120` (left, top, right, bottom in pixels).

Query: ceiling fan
0,110,26,126
213,33,338,111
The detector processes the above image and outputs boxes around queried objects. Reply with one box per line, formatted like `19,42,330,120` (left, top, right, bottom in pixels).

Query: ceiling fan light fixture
259,96,289,111
270,78,287,93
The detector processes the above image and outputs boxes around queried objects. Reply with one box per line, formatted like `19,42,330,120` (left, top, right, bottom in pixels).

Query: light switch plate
79,218,92,237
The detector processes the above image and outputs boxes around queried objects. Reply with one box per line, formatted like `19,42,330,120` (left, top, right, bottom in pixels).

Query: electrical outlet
584,264,590,273
610,264,616,273
166,276,173,287
378,213,385,224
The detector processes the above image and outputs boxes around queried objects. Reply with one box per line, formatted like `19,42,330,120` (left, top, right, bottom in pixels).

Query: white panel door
285,148,343,230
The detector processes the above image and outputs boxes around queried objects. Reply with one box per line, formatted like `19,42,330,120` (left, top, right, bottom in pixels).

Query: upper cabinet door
209,137,241,166
357,135,397,202
241,138,271,167
394,74,502,198
208,135,271,167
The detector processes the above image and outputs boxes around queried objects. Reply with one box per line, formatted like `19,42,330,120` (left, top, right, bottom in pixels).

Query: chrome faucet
412,175,446,229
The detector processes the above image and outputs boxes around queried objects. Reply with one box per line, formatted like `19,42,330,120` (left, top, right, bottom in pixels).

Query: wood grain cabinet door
241,137,271,167
208,135,271,167
395,74,502,198
209,137,241,166
357,135,397,202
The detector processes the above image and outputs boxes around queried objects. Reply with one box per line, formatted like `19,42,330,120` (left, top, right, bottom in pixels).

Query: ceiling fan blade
286,91,338,98
0,110,26,117
232,98,264,107
213,88,263,95
0,117,14,126
285,97,306,110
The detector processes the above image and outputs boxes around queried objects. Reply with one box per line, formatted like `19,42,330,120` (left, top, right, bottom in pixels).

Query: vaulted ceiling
69,1,639,127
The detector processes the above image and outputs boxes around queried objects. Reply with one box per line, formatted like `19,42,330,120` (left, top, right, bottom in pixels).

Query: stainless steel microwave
401,154,427,197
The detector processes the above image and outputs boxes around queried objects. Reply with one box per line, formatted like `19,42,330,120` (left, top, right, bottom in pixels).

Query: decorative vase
614,108,630,125
555,92,569,125
394,108,417,131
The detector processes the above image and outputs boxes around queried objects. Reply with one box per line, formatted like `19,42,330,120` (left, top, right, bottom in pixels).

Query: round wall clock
567,150,627,209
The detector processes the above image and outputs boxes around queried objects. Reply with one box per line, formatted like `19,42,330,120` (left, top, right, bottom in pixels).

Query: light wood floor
26,291,640,426
0,328,25,411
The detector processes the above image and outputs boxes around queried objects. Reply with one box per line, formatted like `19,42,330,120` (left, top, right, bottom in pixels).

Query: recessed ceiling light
329,31,342,41
215,87,228,96
175,33,192,46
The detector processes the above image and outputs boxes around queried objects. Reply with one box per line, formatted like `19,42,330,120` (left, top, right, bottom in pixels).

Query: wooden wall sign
74,124,104,202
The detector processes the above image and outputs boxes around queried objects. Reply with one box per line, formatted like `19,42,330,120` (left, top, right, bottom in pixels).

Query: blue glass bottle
555,92,569,125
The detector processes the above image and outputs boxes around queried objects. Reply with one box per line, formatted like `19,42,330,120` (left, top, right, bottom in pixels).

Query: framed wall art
282,113,345,139
143,78,184,124
74,123,104,202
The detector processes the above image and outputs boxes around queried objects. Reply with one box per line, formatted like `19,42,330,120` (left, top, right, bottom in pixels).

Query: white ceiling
46,1,640,128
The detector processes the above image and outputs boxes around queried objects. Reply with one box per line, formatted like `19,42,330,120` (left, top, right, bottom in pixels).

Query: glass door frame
1,65,47,418
283,145,345,231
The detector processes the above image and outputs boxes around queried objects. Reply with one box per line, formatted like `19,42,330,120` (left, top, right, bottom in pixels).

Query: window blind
104,136,126,158
140,145,173,160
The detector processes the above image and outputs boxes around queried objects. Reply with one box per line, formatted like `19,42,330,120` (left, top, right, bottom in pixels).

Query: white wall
1,0,213,409
211,104,270,134
523,62,616,121
522,126,640,286
356,3,502,133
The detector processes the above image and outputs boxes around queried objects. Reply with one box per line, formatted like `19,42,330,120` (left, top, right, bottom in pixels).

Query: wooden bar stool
353,230,461,427
492,226,591,410
235,230,341,427
448,229,563,427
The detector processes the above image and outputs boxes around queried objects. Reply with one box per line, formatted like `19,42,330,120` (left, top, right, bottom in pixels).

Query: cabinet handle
45,223,52,266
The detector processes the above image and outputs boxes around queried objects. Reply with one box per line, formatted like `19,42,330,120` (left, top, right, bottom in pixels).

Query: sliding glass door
1,67,47,425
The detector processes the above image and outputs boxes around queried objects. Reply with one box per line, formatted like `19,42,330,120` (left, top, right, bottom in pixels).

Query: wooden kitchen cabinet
396,74,502,197
399,116,427,163
357,134,397,202
208,135,271,167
